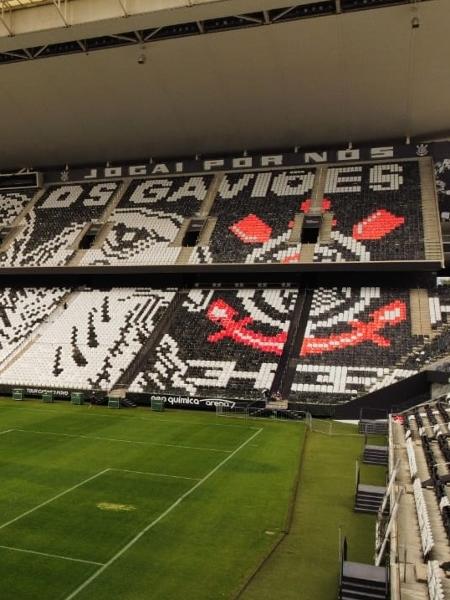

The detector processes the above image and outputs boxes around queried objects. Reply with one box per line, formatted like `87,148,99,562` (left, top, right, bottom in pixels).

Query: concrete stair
176,246,194,264
410,288,433,336
319,211,333,243
288,213,303,244
363,445,388,466
311,165,327,205
419,157,444,264
67,179,131,266
98,178,132,222
354,484,386,514
198,173,223,217
299,243,315,263
339,561,388,600
197,217,217,246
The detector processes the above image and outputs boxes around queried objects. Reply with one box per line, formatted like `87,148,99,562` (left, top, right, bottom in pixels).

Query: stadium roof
0,0,51,10
0,0,448,171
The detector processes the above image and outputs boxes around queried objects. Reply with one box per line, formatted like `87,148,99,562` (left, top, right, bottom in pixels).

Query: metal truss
0,0,433,65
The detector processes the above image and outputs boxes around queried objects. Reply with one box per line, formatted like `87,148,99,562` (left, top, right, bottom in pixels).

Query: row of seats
392,405,450,600
435,158,450,220
0,183,119,267
0,190,34,227
129,288,298,399
411,408,450,544
81,176,212,266
0,159,429,267
314,161,424,263
190,169,315,265
0,288,175,390
0,287,67,365
290,285,450,404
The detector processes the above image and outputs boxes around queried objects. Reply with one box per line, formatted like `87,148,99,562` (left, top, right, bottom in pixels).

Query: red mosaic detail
282,253,300,264
352,209,405,241
207,299,287,355
300,199,312,213
300,300,407,356
321,198,331,211
229,214,272,244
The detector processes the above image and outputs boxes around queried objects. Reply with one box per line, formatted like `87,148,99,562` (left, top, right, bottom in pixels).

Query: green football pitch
0,399,381,600
0,399,305,600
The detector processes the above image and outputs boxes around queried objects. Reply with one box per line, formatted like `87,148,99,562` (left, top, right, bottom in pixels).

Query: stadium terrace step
419,157,445,263
339,561,388,600
298,243,315,262
354,484,386,514
363,444,388,465
115,292,182,388
198,172,223,217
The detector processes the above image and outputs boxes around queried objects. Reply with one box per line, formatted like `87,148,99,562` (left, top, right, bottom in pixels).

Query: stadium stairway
363,445,388,466
419,157,444,264
198,172,223,217
318,211,333,243
10,186,46,228
112,291,182,392
339,562,388,600
277,288,314,398
410,289,433,337
0,187,47,253
0,288,73,374
354,484,386,514
299,243,315,263
311,165,327,206
68,179,131,266
288,213,303,244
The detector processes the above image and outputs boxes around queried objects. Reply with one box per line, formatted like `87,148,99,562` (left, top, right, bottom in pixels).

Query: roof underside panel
0,0,448,171
1,0,52,9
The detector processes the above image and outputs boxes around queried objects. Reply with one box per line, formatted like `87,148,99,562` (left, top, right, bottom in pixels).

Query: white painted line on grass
110,468,200,481
64,428,263,600
0,403,257,430
0,469,110,531
0,544,104,566
15,428,231,453
0,429,13,436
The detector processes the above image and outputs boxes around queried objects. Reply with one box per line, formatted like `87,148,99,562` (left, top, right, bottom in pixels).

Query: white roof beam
52,0,68,27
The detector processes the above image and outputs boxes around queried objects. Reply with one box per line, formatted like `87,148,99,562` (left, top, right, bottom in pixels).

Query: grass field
0,399,304,600
241,422,386,600
0,400,384,600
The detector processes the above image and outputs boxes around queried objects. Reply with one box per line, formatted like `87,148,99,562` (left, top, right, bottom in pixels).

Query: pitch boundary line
14,428,231,453
0,429,13,436
0,403,258,430
0,466,200,533
0,468,110,531
64,427,263,600
0,544,104,566
111,468,200,481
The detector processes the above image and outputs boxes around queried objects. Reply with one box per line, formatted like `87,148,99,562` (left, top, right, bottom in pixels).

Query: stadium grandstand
0,0,449,598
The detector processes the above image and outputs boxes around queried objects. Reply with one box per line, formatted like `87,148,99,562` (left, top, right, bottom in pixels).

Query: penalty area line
14,428,231,453
110,468,200,481
0,468,110,531
64,428,263,600
0,544,104,566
